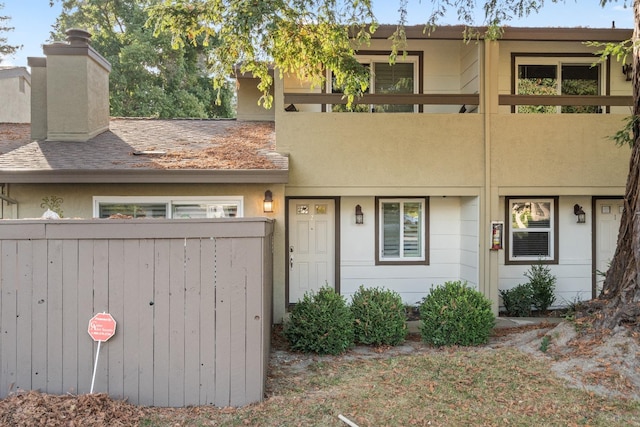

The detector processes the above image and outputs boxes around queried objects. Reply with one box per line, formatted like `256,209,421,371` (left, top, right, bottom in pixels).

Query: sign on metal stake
88,312,117,394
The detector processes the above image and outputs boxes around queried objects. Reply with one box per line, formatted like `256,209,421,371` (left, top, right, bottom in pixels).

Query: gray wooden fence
0,218,273,407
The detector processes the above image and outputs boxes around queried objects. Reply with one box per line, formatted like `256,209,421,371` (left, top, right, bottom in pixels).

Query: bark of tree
586,0,640,330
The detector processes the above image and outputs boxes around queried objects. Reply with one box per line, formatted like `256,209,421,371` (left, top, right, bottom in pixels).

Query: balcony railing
283,93,633,111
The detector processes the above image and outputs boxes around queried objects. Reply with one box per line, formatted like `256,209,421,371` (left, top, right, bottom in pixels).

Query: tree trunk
587,0,640,330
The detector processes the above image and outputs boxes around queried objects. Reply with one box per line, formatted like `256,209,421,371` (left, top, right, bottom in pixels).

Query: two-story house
0,26,632,323
249,25,632,320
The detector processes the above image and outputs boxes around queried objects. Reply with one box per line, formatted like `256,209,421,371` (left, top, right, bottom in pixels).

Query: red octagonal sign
88,312,117,342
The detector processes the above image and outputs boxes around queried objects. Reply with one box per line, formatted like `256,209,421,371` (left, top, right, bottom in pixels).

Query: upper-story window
329,54,419,113
516,57,602,114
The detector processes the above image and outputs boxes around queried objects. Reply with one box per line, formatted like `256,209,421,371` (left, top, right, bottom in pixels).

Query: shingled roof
0,119,288,183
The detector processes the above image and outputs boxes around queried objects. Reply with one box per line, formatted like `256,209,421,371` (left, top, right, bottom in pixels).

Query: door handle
290,255,294,270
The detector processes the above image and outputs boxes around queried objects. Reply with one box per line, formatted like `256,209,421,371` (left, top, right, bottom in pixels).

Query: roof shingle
0,119,288,183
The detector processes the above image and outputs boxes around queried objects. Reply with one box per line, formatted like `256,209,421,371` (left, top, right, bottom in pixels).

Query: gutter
0,169,289,184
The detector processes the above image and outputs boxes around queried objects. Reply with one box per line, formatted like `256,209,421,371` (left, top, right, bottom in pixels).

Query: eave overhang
370,25,632,42
0,169,289,184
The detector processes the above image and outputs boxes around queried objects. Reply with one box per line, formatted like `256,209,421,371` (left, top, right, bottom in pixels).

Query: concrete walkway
407,316,563,333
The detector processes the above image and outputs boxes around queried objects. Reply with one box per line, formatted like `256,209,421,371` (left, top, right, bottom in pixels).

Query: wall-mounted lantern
574,204,586,224
355,204,364,225
623,63,633,81
263,190,273,213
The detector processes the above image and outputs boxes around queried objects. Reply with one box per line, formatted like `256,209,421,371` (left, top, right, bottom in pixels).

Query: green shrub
419,281,495,346
526,262,556,312
499,284,533,317
351,286,407,346
283,287,354,355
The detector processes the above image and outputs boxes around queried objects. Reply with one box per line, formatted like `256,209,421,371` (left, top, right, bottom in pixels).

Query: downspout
0,184,18,218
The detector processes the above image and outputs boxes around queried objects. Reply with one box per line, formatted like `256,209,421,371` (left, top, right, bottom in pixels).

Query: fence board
214,238,232,408
0,219,273,407
244,240,264,403
62,240,79,395
153,239,171,407
92,240,109,394
122,239,141,404
46,240,64,394
199,238,216,406
229,240,248,405
31,239,48,391
76,240,95,395
16,240,33,393
137,239,155,406
108,240,125,400
184,239,202,406
1,241,17,395
168,239,186,407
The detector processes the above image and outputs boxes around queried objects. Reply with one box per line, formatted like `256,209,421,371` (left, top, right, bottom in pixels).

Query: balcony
283,93,633,112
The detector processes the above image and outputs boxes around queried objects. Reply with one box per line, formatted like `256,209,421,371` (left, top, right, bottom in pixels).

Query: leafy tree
52,0,233,118
0,2,20,63
149,0,640,332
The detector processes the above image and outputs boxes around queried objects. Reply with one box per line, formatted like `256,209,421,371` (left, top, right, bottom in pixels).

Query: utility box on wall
0,218,273,407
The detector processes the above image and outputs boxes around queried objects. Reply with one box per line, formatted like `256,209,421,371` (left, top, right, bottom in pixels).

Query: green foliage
351,286,407,346
52,0,234,118
148,1,378,109
539,335,550,353
284,287,354,355
419,281,495,347
526,262,556,312
0,3,20,62
499,284,533,317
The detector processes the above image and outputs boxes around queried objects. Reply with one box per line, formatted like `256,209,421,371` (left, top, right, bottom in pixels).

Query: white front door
288,199,336,304
595,199,624,296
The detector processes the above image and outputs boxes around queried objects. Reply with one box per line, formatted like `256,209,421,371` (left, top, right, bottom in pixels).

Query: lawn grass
140,347,640,426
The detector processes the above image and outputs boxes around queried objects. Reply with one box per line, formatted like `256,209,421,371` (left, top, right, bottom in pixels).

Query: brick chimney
28,29,111,142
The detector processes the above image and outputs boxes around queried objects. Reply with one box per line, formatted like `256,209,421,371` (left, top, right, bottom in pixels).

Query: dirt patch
270,321,640,401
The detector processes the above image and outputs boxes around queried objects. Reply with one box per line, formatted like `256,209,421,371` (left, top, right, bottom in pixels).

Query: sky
1,0,636,68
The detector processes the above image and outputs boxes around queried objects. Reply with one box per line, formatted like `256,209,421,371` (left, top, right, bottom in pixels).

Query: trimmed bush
526,262,556,312
420,281,495,346
351,286,408,346
283,287,354,355
499,284,533,317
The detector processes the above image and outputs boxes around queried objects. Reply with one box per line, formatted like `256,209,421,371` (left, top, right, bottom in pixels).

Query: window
375,197,429,264
93,196,243,219
506,197,558,264
516,57,601,113
329,54,419,113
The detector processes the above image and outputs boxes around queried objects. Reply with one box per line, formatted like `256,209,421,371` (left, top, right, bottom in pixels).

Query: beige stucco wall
277,113,485,195
236,77,275,121
490,114,630,191
3,182,289,323
0,72,31,123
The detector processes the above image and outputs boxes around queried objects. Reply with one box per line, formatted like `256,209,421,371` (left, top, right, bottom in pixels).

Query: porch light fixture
574,204,586,224
263,190,273,213
355,204,364,225
623,63,633,81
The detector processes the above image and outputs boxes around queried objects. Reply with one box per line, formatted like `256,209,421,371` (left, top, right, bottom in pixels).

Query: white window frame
376,197,428,265
327,55,419,113
93,196,244,219
515,56,604,114
506,197,557,264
